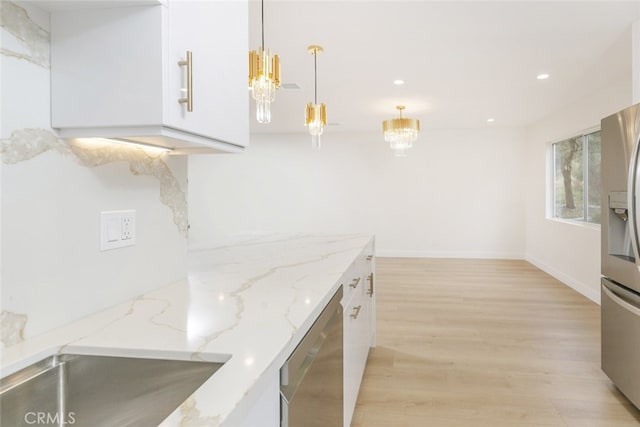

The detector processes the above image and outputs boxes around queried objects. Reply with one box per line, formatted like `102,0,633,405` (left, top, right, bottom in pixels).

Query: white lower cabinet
343,243,376,426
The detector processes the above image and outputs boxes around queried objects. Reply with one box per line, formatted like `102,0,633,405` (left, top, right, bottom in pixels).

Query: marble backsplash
0,1,49,68
1,129,188,237
1,311,27,347
1,1,189,349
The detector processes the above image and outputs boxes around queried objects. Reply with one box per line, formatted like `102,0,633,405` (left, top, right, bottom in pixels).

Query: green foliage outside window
552,131,601,224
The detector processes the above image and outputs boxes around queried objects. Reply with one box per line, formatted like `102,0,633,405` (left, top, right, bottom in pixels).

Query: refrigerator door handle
628,138,640,266
602,282,640,316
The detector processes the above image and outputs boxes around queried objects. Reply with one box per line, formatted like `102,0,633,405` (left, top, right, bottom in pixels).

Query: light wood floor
351,258,640,427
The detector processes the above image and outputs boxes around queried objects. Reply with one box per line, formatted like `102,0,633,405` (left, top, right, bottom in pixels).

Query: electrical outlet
121,212,135,241
100,210,136,251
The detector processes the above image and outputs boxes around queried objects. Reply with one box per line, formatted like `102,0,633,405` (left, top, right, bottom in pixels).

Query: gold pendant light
249,0,281,124
382,105,420,157
305,45,326,149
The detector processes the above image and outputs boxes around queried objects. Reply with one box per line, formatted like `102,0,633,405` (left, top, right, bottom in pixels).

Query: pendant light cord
314,51,318,104
261,0,265,49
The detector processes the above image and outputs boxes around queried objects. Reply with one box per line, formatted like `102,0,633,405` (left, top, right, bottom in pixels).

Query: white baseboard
526,255,600,304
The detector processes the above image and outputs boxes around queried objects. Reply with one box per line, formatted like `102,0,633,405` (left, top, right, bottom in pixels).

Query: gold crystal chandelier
382,105,420,157
305,45,326,149
248,0,281,124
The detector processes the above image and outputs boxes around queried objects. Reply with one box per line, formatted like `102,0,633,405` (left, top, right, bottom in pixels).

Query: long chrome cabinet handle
628,137,640,265
350,305,362,319
367,273,374,297
349,277,361,288
178,51,193,112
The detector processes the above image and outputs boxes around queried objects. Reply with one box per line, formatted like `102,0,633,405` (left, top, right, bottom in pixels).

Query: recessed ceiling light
487,118,495,123
393,79,405,86
537,73,550,80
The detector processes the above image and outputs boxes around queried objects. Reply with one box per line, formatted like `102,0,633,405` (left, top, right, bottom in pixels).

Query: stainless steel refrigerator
601,103,640,409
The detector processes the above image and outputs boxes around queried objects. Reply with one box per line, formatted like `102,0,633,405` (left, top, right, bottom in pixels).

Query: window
552,130,601,224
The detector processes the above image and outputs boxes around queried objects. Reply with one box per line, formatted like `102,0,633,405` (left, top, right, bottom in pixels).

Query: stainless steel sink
0,353,226,427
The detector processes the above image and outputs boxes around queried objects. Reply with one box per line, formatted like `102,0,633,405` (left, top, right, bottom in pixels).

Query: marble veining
103,292,188,336
144,296,186,334
0,234,374,426
70,139,189,237
190,294,243,361
174,397,221,427
0,128,188,237
56,295,145,355
283,274,311,335
0,128,67,163
189,237,365,360
0,310,28,348
0,2,50,68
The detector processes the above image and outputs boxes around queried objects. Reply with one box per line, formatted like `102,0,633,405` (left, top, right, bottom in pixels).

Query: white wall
0,2,187,347
524,79,632,303
523,20,637,304
189,128,527,258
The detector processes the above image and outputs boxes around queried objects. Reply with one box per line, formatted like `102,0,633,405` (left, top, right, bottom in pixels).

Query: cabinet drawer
341,263,362,303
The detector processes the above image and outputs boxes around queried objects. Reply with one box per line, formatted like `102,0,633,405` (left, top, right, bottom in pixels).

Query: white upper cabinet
50,1,249,154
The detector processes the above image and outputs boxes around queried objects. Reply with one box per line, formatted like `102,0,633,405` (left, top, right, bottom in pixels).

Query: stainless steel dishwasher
280,286,343,427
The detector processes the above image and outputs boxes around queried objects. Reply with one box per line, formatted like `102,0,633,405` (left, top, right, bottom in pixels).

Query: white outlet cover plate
100,210,136,251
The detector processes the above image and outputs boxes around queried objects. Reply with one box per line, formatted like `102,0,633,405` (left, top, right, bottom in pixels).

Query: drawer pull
349,277,361,288
350,305,362,319
366,255,373,261
367,273,374,297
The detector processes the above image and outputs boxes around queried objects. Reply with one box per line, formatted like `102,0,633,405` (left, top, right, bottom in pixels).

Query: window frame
548,126,601,227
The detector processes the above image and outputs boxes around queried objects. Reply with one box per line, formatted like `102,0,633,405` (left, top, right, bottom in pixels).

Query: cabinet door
344,284,370,426
51,5,164,129
167,1,249,147
343,293,359,427
364,249,376,348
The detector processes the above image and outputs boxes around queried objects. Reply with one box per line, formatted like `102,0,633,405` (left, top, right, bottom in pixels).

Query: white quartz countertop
0,233,374,426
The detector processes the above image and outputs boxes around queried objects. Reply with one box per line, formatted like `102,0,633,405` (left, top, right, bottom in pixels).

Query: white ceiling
249,0,640,134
